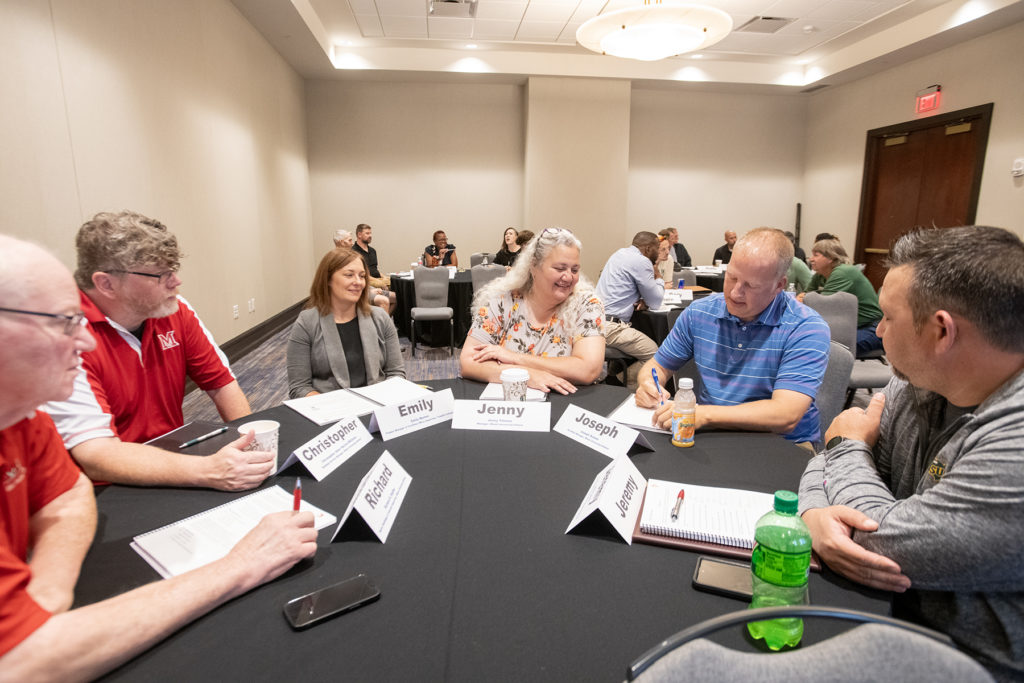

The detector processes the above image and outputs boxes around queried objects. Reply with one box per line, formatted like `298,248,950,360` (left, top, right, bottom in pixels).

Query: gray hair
75,211,181,290
734,227,794,280
887,226,1024,353
333,229,353,246
811,238,850,266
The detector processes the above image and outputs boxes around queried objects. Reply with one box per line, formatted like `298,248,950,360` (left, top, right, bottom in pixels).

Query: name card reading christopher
370,388,454,441
554,404,652,459
279,417,373,482
450,399,551,432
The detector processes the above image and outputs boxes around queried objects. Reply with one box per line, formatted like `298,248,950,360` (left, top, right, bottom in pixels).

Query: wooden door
855,104,993,289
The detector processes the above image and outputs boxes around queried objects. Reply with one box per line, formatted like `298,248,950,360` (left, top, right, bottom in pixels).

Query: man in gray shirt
799,226,1024,681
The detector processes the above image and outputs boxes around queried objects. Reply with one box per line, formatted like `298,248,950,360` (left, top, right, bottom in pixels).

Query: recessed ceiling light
465,43,478,49
691,53,704,59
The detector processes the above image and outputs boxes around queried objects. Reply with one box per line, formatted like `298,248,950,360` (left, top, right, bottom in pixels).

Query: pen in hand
652,368,664,406
177,426,229,450
293,477,302,512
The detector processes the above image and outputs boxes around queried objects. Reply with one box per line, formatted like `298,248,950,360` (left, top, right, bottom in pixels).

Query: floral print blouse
468,290,604,357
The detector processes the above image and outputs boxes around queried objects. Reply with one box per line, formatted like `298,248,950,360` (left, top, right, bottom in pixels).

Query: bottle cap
679,378,694,389
773,490,798,514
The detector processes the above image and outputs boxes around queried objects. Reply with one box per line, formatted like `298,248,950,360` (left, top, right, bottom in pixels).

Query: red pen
670,489,685,521
293,477,302,512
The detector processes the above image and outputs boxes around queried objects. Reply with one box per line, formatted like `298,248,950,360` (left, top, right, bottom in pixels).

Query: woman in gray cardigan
287,247,405,399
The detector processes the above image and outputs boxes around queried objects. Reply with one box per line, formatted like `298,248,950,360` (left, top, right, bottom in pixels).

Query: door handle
864,248,889,254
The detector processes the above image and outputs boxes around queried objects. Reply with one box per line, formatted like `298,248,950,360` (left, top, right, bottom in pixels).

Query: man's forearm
71,438,212,488
699,391,810,435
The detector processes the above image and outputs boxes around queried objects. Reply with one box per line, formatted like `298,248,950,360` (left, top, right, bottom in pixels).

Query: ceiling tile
473,19,522,38
710,31,771,51
515,20,566,40
803,0,877,22
712,0,780,16
523,3,576,21
348,0,378,14
380,14,429,36
475,1,528,20
355,13,385,36
428,15,475,37
762,0,825,17
378,0,428,17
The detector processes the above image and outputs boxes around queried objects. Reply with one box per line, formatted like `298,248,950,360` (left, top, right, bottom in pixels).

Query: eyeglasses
108,268,179,286
0,307,87,336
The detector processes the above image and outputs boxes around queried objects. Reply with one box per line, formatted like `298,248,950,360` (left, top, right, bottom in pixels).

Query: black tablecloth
696,272,725,292
78,380,888,681
392,271,474,347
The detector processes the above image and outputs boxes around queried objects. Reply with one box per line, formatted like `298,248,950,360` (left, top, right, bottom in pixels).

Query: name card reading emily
554,404,653,459
331,450,411,543
451,399,551,432
279,417,373,482
565,456,646,544
369,388,454,441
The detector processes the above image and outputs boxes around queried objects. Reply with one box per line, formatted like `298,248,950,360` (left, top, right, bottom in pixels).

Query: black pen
178,426,229,449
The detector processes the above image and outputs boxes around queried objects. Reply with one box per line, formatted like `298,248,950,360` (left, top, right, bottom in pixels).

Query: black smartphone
283,573,381,630
692,556,753,601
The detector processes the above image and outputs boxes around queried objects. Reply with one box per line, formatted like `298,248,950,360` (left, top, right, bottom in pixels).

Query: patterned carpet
183,330,460,422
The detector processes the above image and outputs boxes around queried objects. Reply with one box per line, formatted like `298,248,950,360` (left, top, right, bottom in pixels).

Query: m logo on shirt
3,459,26,492
158,331,180,350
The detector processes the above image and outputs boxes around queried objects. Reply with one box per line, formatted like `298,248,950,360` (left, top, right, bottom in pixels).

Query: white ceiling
231,0,1024,89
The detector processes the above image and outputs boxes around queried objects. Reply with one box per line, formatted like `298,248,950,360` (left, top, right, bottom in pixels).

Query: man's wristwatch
825,435,847,450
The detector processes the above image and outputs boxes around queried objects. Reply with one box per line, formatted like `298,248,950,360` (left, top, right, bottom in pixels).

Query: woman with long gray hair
460,228,605,394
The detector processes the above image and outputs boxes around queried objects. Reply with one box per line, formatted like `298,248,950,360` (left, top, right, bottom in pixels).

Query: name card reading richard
565,456,646,544
279,417,373,482
331,450,411,543
370,388,454,440
450,399,551,432
554,404,653,459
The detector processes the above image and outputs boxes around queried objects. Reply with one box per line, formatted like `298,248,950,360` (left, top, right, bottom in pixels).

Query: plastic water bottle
786,282,797,296
671,378,696,448
747,490,812,650
417,255,423,267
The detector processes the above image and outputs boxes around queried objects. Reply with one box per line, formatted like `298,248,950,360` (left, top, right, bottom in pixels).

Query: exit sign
916,86,941,114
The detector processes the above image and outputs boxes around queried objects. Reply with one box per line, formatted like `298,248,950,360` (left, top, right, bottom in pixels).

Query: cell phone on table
283,573,380,630
692,556,753,601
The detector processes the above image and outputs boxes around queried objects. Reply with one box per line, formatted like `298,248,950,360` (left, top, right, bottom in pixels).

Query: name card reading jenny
450,399,551,432
370,388,454,440
279,417,372,482
331,450,411,544
565,456,646,544
554,404,652,458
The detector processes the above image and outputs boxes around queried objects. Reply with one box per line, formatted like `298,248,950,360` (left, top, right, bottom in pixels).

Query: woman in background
333,229,354,248
460,227,604,394
287,247,404,398
493,227,522,267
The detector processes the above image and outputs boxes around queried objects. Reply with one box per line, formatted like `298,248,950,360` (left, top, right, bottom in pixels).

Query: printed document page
607,394,670,434
284,388,380,425
348,377,433,407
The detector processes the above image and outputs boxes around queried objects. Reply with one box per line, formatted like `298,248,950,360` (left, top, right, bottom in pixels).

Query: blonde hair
811,239,851,266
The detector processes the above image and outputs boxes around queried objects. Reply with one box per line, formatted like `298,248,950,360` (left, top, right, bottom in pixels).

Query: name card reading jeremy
450,399,551,432
279,417,372,481
331,450,411,543
565,456,646,544
369,388,454,440
554,404,653,459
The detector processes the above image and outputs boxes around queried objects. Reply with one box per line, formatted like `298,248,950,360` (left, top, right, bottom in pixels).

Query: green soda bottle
747,490,811,650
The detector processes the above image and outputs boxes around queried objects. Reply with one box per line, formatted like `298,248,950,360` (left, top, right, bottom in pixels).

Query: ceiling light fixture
576,1,733,62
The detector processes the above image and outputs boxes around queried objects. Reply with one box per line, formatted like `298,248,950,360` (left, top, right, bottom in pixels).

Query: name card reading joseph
554,404,653,458
279,417,373,481
369,388,454,440
451,399,551,432
331,450,411,543
565,456,646,544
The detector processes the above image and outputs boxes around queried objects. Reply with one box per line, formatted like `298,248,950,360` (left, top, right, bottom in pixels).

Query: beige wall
305,80,524,274
629,88,807,264
0,0,313,340
803,20,1024,247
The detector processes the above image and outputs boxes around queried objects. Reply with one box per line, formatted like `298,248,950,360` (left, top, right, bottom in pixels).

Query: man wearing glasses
44,212,274,491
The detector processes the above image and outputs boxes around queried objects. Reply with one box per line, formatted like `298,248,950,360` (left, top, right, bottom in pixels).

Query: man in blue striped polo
636,227,830,449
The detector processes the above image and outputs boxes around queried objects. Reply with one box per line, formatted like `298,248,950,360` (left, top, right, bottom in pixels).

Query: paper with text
279,417,373,481
554,403,652,458
331,451,411,543
607,394,671,434
451,399,551,432
370,388,454,440
565,456,646,544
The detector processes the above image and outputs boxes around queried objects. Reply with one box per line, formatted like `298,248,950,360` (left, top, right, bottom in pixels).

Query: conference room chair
627,605,993,683
470,264,505,293
817,341,855,445
603,347,635,387
675,270,697,287
410,266,455,358
470,252,494,267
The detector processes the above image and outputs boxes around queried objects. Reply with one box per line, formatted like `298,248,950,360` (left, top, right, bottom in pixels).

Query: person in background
0,235,316,680
800,238,884,357
783,230,807,263
460,227,604,395
424,230,458,268
333,229,354,248
637,228,830,449
815,232,839,243
516,230,535,250
798,226,1024,681
493,227,522,267
787,254,813,292
44,211,273,491
351,223,395,313
655,234,673,283
712,230,738,265
287,247,405,399
659,227,692,268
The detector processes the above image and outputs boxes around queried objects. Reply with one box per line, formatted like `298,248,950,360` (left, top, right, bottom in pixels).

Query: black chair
603,347,635,387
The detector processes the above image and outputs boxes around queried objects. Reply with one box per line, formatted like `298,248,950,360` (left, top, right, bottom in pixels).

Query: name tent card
565,456,646,544
369,388,454,441
279,417,373,482
331,451,411,543
554,404,653,459
451,399,551,432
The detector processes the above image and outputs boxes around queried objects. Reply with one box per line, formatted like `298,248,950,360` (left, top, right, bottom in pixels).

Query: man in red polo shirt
0,235,316,676
44,212,274,490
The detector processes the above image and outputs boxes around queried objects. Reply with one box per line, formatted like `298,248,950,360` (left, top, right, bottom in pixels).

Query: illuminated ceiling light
465,43,478,48
576,1,733,62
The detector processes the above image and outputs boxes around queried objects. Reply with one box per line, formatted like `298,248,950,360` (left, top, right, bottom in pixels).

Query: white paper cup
237,420,280,475
500,368,530,401
714,259,723,267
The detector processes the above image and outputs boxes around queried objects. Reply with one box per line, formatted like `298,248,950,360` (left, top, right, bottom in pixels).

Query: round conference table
77,380,888,681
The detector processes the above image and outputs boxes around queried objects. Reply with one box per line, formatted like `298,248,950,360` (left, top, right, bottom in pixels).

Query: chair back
675,271,697,287
818,341,855,441
412,266,450,308
803,292,857,353
471,264,505,293
470,252,493,267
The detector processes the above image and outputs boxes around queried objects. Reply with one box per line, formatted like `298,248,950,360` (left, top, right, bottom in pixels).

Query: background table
391,270,474,346
77,381,888,681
